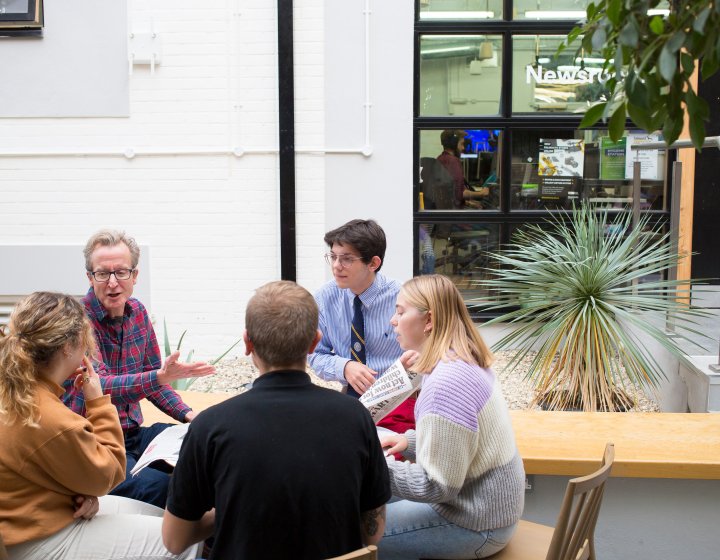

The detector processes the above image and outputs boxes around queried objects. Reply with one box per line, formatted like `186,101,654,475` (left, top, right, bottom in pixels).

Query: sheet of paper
130,422,189,477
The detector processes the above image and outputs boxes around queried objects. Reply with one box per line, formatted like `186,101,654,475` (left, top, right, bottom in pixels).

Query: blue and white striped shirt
309,273,403,385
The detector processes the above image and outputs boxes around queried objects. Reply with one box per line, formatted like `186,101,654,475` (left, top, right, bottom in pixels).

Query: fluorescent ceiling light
421,46,477,55
423,35,490,40
524,10,585,19
420,11,494,20
574,57,613,64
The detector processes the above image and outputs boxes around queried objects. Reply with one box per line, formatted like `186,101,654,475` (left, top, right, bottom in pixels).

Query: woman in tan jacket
0,292,198,560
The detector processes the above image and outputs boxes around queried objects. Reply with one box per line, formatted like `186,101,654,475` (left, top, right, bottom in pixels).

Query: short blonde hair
0,292,97,426
84,229,140,270
245,281,318,368
401,274,493,373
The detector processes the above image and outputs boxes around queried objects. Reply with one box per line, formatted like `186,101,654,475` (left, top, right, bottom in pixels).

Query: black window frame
413,1,673,317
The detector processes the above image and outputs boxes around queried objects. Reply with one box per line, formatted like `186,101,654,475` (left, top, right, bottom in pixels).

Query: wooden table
140,390,230,425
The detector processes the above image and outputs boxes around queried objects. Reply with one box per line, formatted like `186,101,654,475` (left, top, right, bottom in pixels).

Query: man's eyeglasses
324,253,363,269
88,269,135,282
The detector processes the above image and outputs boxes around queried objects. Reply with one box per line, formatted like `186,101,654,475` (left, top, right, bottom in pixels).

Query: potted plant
476,203,709,411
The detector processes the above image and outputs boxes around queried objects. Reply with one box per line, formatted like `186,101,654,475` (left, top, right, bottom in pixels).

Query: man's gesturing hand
344,361,377,395
157,351,216,386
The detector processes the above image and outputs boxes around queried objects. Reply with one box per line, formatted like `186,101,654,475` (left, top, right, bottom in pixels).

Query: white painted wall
0,0,129,118
323,0,414,285
0,0,414,359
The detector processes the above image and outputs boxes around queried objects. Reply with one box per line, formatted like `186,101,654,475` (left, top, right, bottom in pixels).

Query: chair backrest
420,157,455,210
545,443,615,560
326,544,378,560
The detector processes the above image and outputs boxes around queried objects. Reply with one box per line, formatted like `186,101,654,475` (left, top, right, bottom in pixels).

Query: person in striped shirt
308,219,415,433
63,229,215,508
380,274,525,559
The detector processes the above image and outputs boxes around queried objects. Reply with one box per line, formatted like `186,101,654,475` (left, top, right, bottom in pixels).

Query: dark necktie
348,295,365,398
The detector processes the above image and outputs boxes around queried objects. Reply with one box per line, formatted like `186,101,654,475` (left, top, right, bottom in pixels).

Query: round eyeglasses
324,253,363,269
88,268,135,282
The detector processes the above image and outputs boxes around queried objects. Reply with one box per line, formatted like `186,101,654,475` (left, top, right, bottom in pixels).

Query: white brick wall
0,0,413,359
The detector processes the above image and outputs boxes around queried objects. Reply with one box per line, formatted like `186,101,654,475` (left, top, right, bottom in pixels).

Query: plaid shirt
63,289,191,431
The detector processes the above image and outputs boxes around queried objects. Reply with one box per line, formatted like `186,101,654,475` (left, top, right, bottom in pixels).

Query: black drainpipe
278,0,296,281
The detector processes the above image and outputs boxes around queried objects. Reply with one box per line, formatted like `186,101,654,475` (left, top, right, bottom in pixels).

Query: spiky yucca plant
477,203,708,411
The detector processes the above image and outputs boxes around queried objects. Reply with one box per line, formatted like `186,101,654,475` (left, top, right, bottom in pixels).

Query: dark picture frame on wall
0,0,44,36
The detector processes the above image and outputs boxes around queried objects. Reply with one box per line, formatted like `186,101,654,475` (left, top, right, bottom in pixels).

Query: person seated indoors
162,281,390,559
62,229,215,508
380,275,526,560
437,129,489,209
309,219,416,434
0,292,199,560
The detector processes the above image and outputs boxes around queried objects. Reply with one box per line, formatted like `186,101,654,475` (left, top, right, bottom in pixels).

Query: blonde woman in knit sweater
0,292,198,560
380,275,525,559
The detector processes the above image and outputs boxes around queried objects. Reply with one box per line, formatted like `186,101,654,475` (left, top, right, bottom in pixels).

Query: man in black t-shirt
162,281,391,560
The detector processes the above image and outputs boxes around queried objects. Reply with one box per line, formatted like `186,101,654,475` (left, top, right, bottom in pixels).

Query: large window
512,35,610,114
509,129,666,211
419,35,503,116
419,0,503,20
413,2,672,306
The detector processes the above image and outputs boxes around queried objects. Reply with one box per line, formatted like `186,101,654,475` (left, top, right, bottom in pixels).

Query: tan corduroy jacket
0,378,126,546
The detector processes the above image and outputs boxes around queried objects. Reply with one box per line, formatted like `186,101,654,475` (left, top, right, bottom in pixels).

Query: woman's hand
400,350,420,371
380,434,408,457
72,494,100,519
73,355,103,401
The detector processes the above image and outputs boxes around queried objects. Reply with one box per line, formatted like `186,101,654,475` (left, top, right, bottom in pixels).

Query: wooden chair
327,544,378,560
489,442,615,560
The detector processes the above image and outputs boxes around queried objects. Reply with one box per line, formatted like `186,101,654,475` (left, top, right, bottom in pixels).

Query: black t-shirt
167,370,391,560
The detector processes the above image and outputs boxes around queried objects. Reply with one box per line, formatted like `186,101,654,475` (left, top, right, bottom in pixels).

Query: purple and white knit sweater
387,358,525,531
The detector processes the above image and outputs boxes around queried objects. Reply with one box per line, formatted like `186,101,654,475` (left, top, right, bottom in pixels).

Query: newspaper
360,358,421,424
130,422,189,477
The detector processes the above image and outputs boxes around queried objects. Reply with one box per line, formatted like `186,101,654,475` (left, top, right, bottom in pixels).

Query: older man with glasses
62,229,215,509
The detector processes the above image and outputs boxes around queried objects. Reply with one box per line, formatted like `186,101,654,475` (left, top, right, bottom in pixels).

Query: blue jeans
109,423,174,508
381,500,517,559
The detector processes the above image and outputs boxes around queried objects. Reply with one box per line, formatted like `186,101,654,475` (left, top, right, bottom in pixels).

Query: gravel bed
191,351,658,412
190,352,658,412
191,357,342,394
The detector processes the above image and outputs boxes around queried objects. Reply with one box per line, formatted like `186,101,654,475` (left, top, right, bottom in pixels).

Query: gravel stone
192,352,658,412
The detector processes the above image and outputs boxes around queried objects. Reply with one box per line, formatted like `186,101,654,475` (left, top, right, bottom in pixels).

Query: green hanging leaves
649,15,664,35
694,7,711,33
607,0,622,25
568,1,718,149
658,44,678,83
619,17,639,48
579,102,607,128
608,103,627,141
